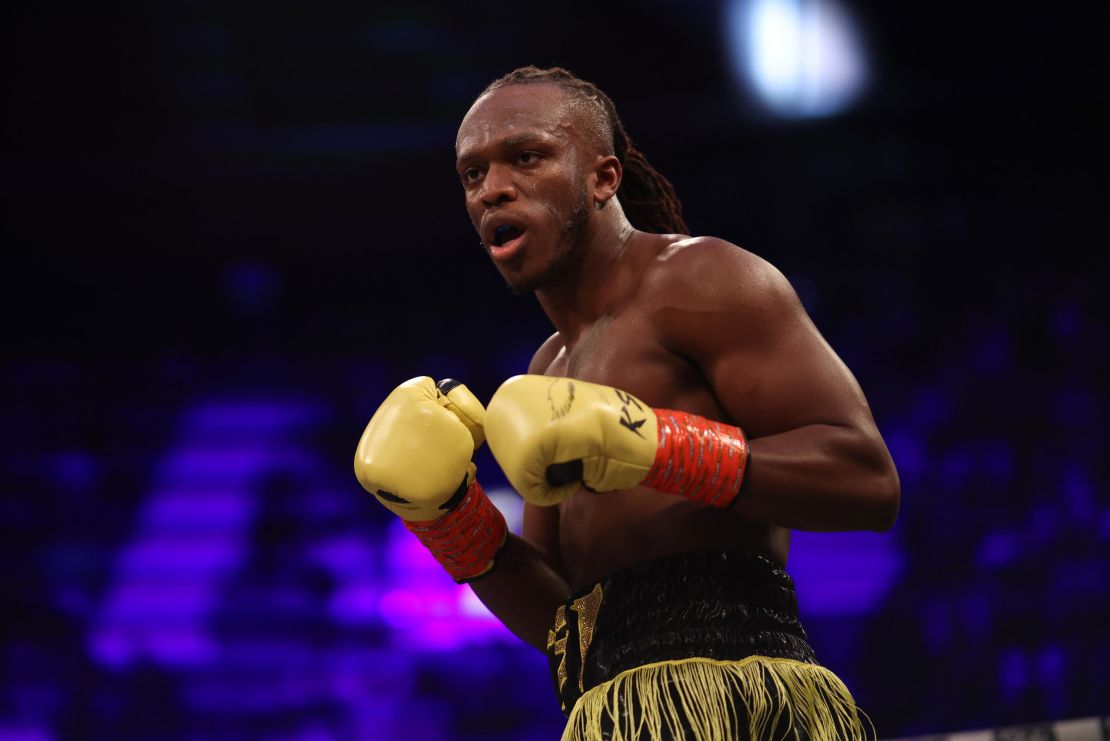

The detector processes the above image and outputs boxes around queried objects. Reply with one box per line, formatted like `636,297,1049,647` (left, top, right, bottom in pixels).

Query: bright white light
726,0,867,118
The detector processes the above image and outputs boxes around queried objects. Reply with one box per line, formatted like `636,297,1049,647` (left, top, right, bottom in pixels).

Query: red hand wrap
403,480,507,583
641,409,749,508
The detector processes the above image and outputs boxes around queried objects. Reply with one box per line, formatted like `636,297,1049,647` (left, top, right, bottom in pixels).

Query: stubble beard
508,188,591,295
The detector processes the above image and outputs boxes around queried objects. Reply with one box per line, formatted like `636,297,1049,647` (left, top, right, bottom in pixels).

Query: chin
494,253,554,295
503,258,569,294
502,269,543,295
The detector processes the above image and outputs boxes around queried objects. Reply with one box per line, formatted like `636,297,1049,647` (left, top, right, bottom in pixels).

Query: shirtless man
355,66,900,739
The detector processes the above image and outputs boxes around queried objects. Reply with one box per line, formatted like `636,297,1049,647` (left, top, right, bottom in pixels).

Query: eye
461,166,482,184
517,151,540,165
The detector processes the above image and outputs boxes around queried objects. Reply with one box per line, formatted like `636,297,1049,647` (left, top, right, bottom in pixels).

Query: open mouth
492,223,525,247
488,222,528,262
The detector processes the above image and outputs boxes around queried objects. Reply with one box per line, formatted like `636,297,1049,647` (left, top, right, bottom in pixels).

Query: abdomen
558,484,789,590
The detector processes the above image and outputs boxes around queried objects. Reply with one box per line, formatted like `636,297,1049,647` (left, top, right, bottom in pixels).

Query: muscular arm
467,532,569,650
468,333,570,650
653,239,900,532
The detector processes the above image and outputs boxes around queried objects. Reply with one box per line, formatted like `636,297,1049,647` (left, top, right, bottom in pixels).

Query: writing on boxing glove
485,375,748,508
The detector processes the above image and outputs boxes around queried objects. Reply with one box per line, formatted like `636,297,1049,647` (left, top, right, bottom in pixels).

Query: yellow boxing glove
354,376,485,520
355,377,506,582
485,375,749,508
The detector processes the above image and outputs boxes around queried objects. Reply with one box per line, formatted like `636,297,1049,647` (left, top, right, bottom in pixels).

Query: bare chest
540,311,774,588
546,312,714,414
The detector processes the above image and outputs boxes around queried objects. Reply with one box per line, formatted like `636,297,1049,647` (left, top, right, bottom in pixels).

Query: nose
479,163,517,207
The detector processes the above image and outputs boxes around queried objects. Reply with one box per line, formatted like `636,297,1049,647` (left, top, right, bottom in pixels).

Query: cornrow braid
481,66,688,235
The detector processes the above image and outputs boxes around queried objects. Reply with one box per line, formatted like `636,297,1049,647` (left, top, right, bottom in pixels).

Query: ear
589,154,622,206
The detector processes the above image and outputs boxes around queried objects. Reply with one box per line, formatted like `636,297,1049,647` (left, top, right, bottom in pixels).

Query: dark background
4,1,1109,739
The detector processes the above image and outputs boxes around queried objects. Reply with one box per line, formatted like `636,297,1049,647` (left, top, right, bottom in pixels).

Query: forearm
470,534,571,651
353,377,571,650
484,374,899,535
734,423,900,532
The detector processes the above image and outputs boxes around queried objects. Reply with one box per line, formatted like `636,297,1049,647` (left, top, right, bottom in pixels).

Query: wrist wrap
403,479,508,583
641,409,749,508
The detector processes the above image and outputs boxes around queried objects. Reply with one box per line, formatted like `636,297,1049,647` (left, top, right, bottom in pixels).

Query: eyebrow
503,132,552,149
456,131,556,166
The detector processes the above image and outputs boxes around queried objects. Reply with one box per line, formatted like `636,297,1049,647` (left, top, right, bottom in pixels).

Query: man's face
455,83,593,293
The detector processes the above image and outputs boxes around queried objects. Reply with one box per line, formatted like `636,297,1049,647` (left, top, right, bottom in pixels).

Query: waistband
545,551,818,716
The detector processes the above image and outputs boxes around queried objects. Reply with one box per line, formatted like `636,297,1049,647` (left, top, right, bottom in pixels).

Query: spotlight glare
727,0,867,119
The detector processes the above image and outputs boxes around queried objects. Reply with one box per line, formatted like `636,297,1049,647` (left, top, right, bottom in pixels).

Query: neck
535,198,636,345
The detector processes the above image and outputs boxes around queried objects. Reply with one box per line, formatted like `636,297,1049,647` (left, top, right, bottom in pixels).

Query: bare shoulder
527,331,564,374
639,236,803,343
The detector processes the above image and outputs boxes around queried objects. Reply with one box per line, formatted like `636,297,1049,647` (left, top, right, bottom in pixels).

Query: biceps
707,318,873,437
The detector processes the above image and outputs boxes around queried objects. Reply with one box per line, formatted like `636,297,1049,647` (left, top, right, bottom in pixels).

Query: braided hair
480,66,688,235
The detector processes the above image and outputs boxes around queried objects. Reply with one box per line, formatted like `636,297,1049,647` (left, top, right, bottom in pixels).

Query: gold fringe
562,656,875,741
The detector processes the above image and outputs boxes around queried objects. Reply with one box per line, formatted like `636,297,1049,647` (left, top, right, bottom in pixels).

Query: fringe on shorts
562,655,875,741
